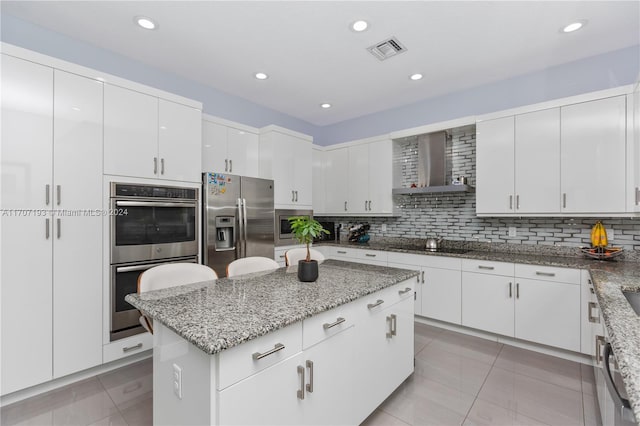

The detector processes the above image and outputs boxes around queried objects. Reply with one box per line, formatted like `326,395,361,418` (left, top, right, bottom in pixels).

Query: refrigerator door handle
242,198,248,258
237,198,244,258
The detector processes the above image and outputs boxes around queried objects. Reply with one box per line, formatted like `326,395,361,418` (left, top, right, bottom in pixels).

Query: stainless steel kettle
425,237,443,250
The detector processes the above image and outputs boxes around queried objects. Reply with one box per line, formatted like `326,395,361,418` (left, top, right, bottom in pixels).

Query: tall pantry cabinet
1,54,103,394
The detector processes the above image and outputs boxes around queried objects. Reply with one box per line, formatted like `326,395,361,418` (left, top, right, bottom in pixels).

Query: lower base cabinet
462,271,515,336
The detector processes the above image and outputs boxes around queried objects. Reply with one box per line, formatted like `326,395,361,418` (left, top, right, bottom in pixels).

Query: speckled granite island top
125,259,418,356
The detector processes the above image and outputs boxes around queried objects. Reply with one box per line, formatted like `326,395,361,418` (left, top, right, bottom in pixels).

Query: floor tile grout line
95,371,133,426
460,341,505,424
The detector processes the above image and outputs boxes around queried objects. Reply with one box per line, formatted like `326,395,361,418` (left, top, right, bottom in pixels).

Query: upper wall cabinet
320,138,397,216
632,90,640,213
312,147,326,214
104,85,202,182
477,93,631,216
259,126,313,209
202,116,259,177
476,109,560,215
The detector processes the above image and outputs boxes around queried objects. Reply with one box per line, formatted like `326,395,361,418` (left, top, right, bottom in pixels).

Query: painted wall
2,13,638,146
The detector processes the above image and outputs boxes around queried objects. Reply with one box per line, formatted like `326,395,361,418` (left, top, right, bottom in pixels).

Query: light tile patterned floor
1,323,600,426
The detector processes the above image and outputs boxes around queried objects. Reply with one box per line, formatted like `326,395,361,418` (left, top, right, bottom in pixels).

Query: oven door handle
116,264,159,273
115,201,196,208
603,342,635,422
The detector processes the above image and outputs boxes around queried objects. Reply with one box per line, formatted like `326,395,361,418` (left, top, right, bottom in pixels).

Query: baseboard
414,316,592,365
0,350,152,407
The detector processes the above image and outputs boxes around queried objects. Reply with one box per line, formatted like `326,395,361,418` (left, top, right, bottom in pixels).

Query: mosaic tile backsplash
322,126,640,261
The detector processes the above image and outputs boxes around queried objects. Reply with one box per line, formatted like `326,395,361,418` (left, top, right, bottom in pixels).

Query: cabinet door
227,127,259,177
52,70,104,378
202,120,228,173
158,99,201,182
1,54,54,394
388,263,422,315
324,148,349,213
348,144,369,214
631,91,640,212
291,136,312,207
312,148,326,214
476,116,515,214
422,267,462,325
303,327,356,425
515,279,580,352
462,272,514,337
218,353,305,426
104,84,158,179
561,96,626,213
368,139,394,214
515,108,560,213
271,133,296,206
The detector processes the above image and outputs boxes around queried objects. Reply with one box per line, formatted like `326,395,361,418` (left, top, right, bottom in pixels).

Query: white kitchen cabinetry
259,126,313,209
476,109,560,215
476,116,515,214
387,252,462,324
630,91,640,212
561,96,627,214
322,139,396,216
202,116,259,177
323,148,349,213
312,147,326,214
104,84,201,182
462,261,516,337
319,246,388,266
1,55,103,394
581,270,602,356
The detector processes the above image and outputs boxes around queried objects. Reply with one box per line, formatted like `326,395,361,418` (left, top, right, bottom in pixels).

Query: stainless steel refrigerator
202,172,275,277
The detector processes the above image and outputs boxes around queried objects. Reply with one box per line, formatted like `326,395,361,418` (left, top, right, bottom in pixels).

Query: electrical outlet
508,227,516,237
173,363,183,399
381,224,387,232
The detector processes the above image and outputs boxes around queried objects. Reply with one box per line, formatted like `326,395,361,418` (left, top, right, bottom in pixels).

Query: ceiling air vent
367,37,407,61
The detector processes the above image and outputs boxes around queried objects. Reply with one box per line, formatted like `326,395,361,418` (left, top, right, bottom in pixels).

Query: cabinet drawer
356,280,415,320
388,252,461,270
462,259,514,276
515,264,580,284
103,332,152,364
302,300,358,349
218,321,302,390
351,249,388,263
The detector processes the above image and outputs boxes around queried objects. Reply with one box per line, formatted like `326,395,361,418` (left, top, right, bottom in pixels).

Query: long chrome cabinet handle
636,187,640,205
252,343,285,360
337,250,347,254
294,191,298,202
305,360,314,393
516,194,519,210
323,317,345,329
368,200,372,210
588,302,600,323
344,201,347,211
292,190,295,202
229,159,232,173
56,185,61,205
509,282,512,298
478,265,495,270
297,365,305,400
153,157,158,174
160,158,165,175
367,299,384,309
45,219,50,239
509,195,513,210
421,270,425,283
225,159,228,172
56,218,61,239
123,343,143,353
398,287,412,295
536,271,555,277
386,314,397,338
595,335,605,363
365,253,376,257
364,201,368,211
45,184,50,205
516,283,520,299
563,193,567,208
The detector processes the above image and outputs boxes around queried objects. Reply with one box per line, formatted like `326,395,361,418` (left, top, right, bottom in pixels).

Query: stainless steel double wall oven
109,183,198,341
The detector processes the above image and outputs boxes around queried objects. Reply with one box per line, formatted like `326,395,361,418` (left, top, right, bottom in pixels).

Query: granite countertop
125,260,418,356
318,241,640,421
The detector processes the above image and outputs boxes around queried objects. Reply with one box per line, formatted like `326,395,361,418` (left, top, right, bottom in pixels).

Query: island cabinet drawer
103,332,152,364
302,301,358,349
356,280,415,319
217,321,303,390
387,252,461,270
462,259,514,276
515,264,580,284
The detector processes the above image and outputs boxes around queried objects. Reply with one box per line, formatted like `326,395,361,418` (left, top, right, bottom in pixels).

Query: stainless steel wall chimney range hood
392,131,474,195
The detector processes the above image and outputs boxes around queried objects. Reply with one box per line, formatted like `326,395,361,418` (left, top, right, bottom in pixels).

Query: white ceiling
2,1,639,126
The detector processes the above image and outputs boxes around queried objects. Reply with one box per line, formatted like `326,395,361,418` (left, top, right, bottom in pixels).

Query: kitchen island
125,259,418,425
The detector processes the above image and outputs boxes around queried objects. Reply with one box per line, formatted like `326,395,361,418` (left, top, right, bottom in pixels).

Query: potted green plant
288,216,329,282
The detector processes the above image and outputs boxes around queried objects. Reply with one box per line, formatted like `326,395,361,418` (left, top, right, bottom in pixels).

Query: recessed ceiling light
320,103,332,109
562,21,586,33
135,16,157,30
255,72,269,80
409,73,423,81
351,20,369,32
